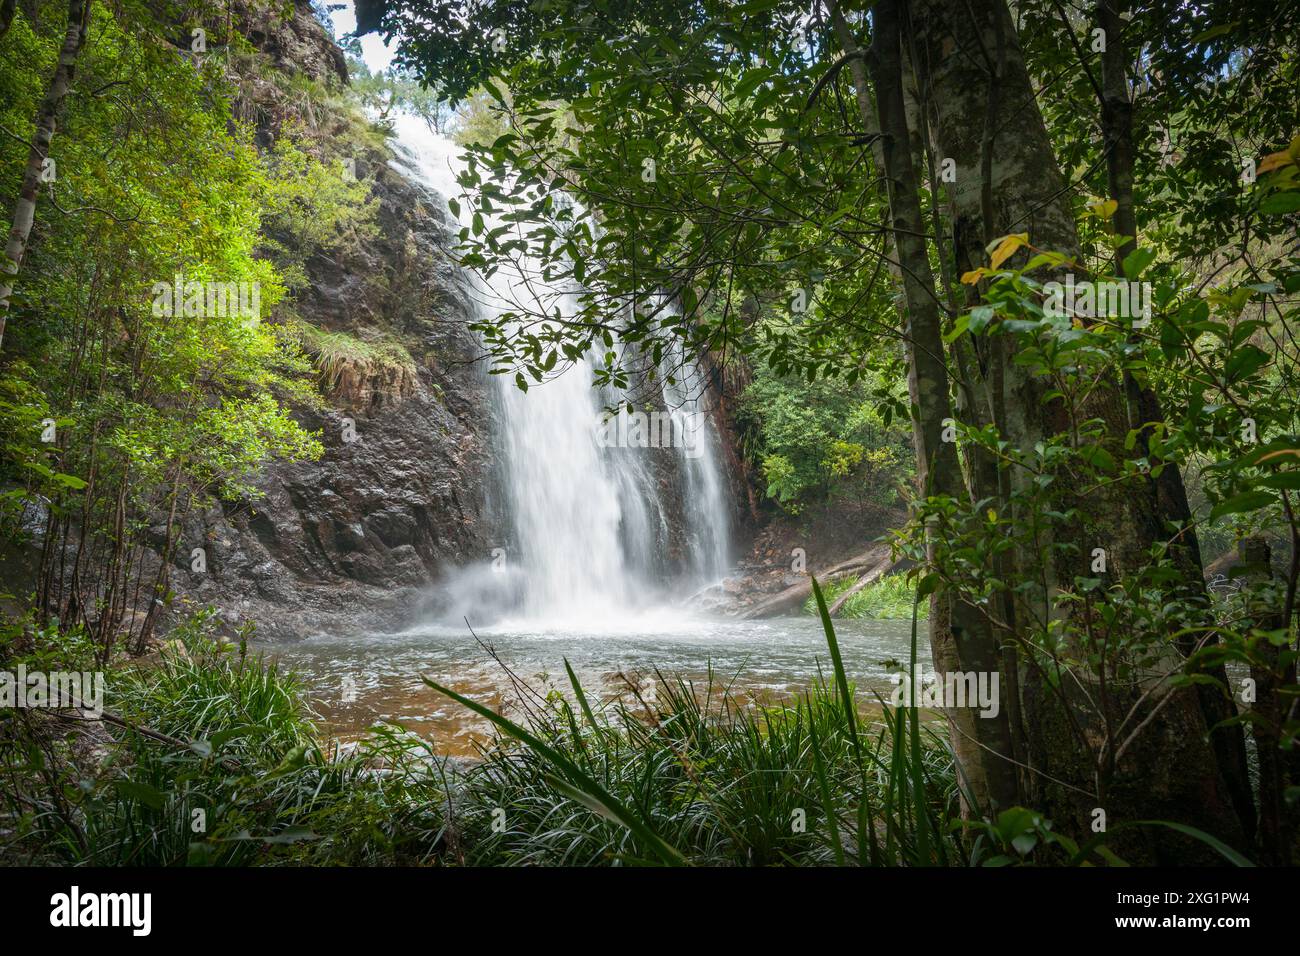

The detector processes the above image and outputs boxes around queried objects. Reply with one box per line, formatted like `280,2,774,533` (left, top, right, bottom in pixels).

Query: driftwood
826,556,902,616
738,543,896,619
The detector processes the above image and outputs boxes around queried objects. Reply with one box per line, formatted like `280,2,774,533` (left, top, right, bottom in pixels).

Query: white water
266,115,925,747
389,116,731,628
265,15,925,750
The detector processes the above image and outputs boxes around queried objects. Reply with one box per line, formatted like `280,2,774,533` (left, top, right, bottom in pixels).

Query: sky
324,1,397,72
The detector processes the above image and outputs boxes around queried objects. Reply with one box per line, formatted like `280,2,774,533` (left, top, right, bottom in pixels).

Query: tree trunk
907,0,1247,861
135,462,186,654
834,0,1021,813
0,0,91,352
826,558,901,617
739,543,893,618
0,0,18,41
1236,537,1294,863
1095,0,1255,840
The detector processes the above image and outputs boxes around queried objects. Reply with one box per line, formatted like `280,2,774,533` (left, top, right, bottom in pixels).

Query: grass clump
294,324,419,399
433,579,963,866
0,610,446,866
803,572,925,620
448,671,960,866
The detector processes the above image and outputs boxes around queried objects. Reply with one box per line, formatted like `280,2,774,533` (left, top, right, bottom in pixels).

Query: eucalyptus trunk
907,0,1247,861
832,0,1021,813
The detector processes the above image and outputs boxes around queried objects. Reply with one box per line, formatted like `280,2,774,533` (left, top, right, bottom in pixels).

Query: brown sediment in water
306,669,943,759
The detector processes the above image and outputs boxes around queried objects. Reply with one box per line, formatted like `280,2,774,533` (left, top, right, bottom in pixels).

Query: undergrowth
0,591,1247,867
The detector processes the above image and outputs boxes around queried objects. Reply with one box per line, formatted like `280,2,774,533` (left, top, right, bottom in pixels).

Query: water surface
266,613,925,755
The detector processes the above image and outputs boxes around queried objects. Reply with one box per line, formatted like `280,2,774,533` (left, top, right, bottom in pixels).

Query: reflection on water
264,615,927,757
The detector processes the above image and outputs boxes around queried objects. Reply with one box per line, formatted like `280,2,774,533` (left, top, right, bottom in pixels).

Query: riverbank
1,604,961,865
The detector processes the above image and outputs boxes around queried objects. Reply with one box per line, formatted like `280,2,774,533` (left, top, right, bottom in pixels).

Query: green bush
0,610,445,866
737,367,912,513
802,573,926,620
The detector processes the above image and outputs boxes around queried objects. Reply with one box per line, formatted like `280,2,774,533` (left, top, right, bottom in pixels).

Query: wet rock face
169,10,495,641
178,166,494,641
233,0,349,85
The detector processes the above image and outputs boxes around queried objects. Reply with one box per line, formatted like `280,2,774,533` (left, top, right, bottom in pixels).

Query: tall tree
905,0,1246,856
1092,0,1255,839
843,0,1020,811
0,0,91,351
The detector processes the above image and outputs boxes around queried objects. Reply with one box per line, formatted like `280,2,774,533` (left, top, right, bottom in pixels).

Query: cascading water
390,116,732,626
264,13,922,745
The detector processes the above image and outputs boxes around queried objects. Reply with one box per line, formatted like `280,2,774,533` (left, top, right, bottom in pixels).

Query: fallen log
826,557,901,616
738,543,894,619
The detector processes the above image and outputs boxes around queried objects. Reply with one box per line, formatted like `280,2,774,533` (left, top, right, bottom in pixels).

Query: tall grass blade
810,576,879,865
806,703,846,866
1068,820,1254,868
908,590,934,864
423,677,687,865
564,657,602,734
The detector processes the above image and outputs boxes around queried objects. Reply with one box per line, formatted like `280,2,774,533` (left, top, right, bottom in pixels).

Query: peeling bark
834,0,1021,812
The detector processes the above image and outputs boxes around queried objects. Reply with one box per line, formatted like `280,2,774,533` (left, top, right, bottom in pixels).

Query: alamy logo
0,665,104,716
890,664,1000,718
151,273,261,320
49,886,151,936
596,407,707,460
1043,273,1151,327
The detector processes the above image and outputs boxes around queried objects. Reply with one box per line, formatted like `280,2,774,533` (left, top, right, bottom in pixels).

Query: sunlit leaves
1085,199,1118,219
988,233,1030,270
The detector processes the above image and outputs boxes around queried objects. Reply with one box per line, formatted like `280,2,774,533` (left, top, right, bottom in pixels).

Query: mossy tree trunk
900,0,1248,861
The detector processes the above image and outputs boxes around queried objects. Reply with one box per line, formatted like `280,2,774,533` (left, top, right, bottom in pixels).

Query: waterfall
390,116,732,626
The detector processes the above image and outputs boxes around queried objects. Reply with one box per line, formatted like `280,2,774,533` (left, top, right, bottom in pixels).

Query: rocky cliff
169,3,496,640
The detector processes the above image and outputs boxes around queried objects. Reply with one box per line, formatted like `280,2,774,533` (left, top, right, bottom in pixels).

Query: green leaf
257,745,310,784
1121,246,1156,278
1257,472,1300,490
1078,444,1116,472
733,67,774,101
261,825,320,844
1190,22,1238,43
113,779,165,810
968,305,995,334
1209,489,1274,522
1225,345,1270,381
1259,191,1300,215
944,313,971,343
915,573,941,598
1070,819,1253,867
563,657,601,734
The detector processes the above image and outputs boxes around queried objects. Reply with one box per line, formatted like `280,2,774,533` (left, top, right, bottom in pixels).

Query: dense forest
0,0,1297,881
